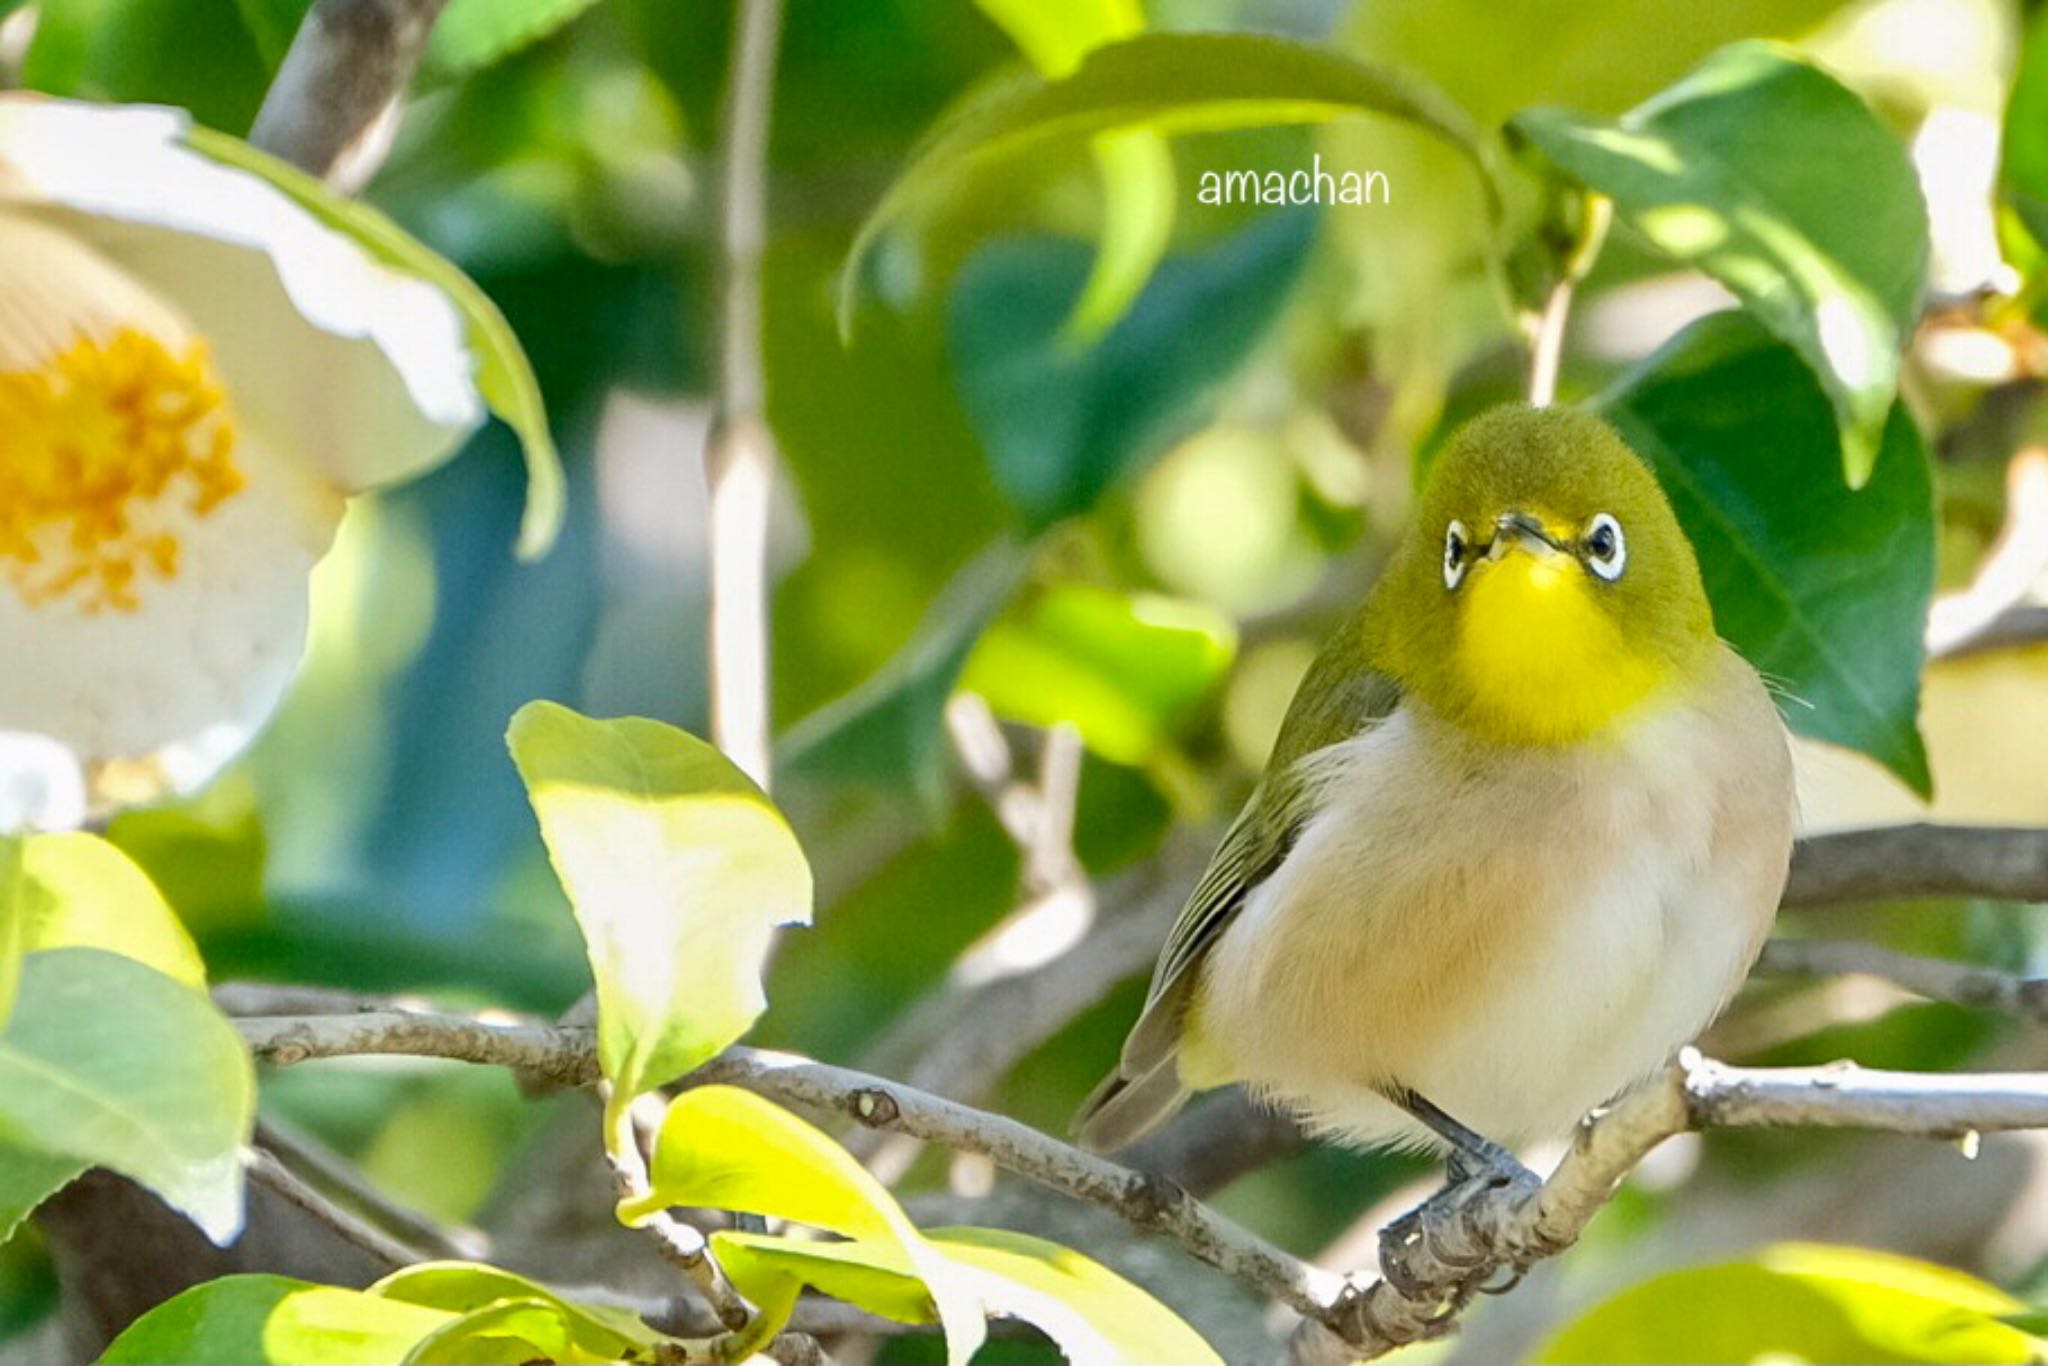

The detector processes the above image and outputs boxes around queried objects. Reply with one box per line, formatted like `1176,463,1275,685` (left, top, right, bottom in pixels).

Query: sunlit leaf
779,540,1031,804
507,704,812,1116
625,1086,986,1365
961,585,1235,766
182,126,566,560
401,1299,587,1366
2004,8,2048,252
1597,310,1934,795
950,208,1316,533
99,1275,453,1365
371,1261,658,1359
0,839,21,1028
1516,42,1928,485
17,834,207,990
1537,1242,2035,1364
428,0,603,77
0,949,252,1243
713,1226,1224,1365
841,30,1492,332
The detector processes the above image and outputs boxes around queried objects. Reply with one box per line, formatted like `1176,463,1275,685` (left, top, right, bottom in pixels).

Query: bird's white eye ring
1443,520,1468,590
1585,512,1626,581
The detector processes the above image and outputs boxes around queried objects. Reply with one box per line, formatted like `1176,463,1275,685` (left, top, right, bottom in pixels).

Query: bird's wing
1073,641,1403,1150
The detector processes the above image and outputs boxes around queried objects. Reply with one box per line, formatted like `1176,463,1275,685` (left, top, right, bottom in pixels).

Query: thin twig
246,1147,423,1271
1524,279,1573,407
248,0,450,188
1757,939,2048,1027
256,1119,487,1260
704,0,786,790
604,1094,757,1335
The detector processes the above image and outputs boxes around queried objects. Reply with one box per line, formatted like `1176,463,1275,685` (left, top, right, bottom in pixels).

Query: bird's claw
1376,1154,1542,1306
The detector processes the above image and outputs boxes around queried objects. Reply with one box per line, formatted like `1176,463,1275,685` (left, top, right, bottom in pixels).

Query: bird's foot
1377,1150,1541,1304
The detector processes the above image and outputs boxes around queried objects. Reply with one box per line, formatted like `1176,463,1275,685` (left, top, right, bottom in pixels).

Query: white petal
0,732,87,834
0,427,341,816
0,95,482,491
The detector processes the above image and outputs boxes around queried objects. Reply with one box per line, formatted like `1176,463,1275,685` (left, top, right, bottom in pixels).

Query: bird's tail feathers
1073,1056,1190,1154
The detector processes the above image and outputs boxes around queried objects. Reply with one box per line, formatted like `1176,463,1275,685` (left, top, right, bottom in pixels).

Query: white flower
0,95,489,830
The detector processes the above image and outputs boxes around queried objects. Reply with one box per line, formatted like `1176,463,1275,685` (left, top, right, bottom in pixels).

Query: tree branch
704,0,786,791
248,0,449,188
226,996,2048,1360
1783,824,2048,909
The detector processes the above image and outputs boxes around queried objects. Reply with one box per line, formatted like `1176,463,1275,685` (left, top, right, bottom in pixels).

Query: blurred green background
7,0,2048,1358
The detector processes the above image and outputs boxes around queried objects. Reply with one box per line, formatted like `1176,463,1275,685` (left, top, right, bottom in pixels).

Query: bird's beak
1485,511,1567,561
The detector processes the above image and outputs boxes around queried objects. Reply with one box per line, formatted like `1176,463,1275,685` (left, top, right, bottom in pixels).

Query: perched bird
1076,405,1796,1200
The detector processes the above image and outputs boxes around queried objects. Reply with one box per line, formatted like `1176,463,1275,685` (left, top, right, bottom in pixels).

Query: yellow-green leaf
17,833,206,990
626,1086,985,1365
712,1226,1223,1365
0,838,22,1028
99,1275,454,1365
371,1261,658,1360
961,585,1235,766
181,125,565,560
1537,1242,2035,1364
507,703,812,1114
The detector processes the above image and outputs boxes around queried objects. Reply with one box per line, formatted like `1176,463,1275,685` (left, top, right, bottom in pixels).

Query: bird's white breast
1187,646,1794,1151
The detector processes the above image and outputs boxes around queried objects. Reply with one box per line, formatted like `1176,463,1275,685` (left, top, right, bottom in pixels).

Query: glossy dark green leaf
841,30,1491,331
1537,1243,2035,1364
949,208,1315,533
1597,310,1934,794
1518,42,1928,485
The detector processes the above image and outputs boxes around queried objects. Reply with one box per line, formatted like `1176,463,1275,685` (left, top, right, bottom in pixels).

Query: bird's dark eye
1584,513,1626,582
1443,520,1468,590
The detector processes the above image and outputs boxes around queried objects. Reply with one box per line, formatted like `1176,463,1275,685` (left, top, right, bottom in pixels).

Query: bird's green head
1376,404,1717,747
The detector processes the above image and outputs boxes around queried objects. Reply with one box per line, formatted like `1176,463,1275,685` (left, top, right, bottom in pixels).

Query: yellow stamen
0,327,244,613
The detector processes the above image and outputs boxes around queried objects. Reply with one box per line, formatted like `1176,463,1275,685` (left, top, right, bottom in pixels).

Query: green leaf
23,0,271,133
99,1274,454,1365
400,1299,584,1366
370,1262,658,1360
961,586,1235,766
0,1143,82,1244
0,949,253,1243
841,30,1493,332
17,834,207,991
427,0,603,78
506,703,812,1114
1597,310,1934,795
1515,42,1928,486
779,540,1032,804
181,125,566,561
713,1226,1224,1365
1537,1242,2036,1364
973,0,1173,340
2004,8,2048,251
949,208,1316,534
626,1086,986,1365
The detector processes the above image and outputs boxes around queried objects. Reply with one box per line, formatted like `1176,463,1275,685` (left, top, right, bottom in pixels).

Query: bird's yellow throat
1454,549,1673,747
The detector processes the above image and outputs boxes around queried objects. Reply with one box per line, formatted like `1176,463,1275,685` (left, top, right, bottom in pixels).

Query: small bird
1076,405,1796,1205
